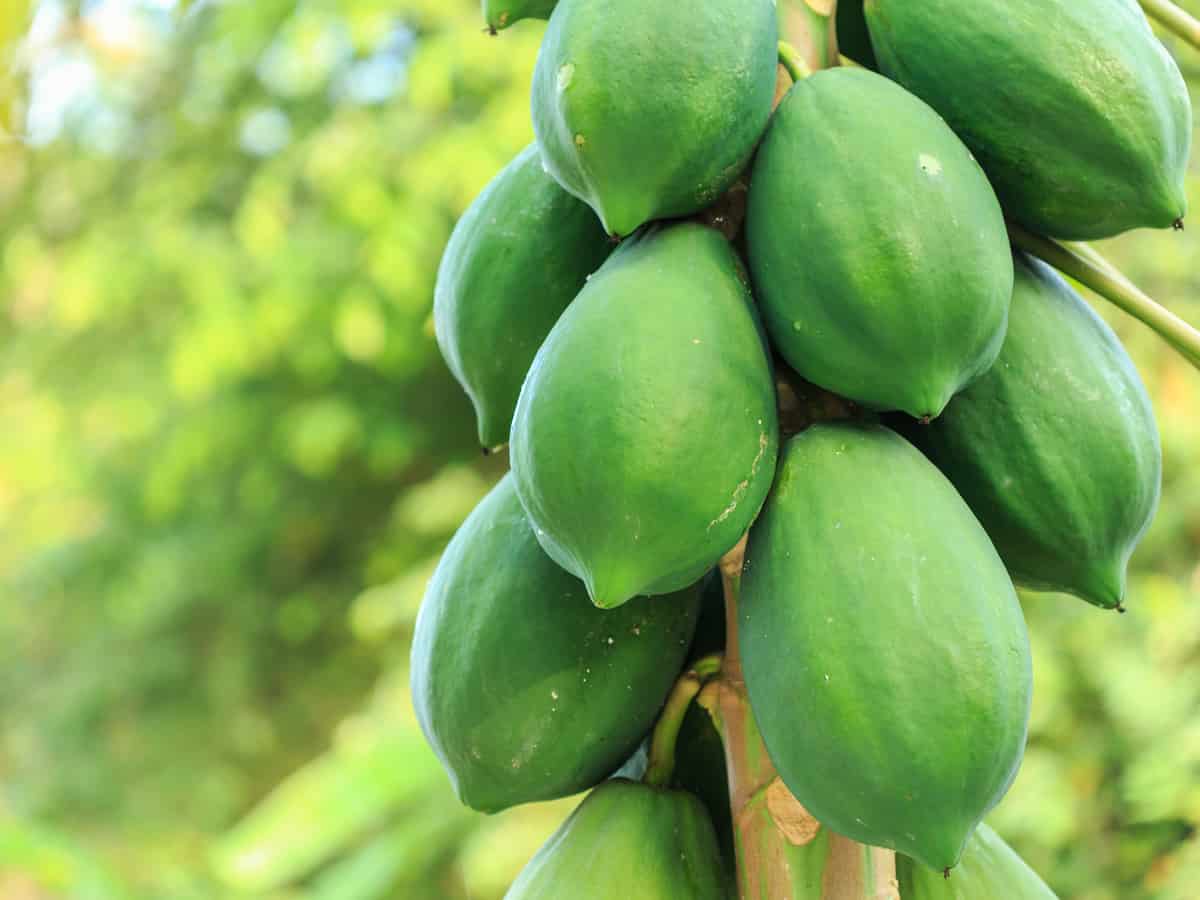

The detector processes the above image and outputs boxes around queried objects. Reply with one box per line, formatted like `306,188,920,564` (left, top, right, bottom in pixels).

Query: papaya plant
418,0,1200,896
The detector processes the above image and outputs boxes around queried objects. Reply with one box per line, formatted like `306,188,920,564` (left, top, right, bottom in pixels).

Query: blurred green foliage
0,1,1198,898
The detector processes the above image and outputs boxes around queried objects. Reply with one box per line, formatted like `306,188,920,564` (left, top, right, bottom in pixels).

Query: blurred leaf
306,804,472,900
211,722,442,893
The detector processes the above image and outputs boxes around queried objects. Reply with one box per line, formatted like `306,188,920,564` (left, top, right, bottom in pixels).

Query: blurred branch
1141,0,1200,50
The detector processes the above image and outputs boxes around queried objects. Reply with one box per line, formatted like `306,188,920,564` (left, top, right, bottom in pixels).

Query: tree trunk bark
706,541,899,900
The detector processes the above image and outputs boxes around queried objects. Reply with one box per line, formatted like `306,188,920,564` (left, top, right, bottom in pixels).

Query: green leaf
211,723,443,892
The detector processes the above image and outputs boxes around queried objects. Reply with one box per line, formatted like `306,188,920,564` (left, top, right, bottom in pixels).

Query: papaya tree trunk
706,540,899,900
704,5,900,897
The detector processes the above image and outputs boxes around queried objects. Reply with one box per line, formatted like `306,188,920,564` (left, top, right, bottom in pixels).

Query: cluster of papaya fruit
414,0,1191,896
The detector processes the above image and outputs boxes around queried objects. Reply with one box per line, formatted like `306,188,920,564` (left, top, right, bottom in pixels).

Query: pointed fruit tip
585,571,640,611
1077,560,1127,611
592,196,648,242
908,821,971,876
907,385,952,425
476,411,510,455
1174,218,1185,232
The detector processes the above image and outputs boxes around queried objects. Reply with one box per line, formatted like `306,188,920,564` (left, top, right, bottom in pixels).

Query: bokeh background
0,1,1197,897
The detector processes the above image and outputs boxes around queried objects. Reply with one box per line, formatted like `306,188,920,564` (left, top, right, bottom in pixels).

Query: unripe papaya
746,68,1012,420
865,0,1191,239
740,423,1032,872
531,0,777,236
511,223,779,609
435,145,612,450
898,823,1058,899
906,255,1162,610
505,779,730,900
410,475,699,813
483,0,556,32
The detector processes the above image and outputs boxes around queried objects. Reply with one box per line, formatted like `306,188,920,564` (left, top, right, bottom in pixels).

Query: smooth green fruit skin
434,144,611,449
483,0,557,31
907,255,1161,609
510,223,779,609
531,0,777,236
505,779,730,900
740,423,1032,872
898,824,1058,898
746,68,1012,419
865,0,1191,239
410,475,700,814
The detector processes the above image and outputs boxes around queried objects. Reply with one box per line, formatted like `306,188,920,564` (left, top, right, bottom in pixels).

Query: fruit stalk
644,654,723,787
778,40,813,83
1009,224,1200,370
781,0,839,72
712,539,898,899
1140,0,1200,51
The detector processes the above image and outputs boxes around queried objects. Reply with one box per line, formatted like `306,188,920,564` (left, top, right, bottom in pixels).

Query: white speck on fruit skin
919,153,943,176
557,63,575,93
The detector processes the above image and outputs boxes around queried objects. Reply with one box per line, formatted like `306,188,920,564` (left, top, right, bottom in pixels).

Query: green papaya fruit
606,695,734,875
740,423,1032,872
672,704,735,876
531,0,777,236
410,474,700,813
864,0,1191,240
905,254,1162,610
511,223,779,609
746,68,1012,420
505,779,730,899
836,0,877,69
435,144,612,450
483,0,556,32
898,823,1058,899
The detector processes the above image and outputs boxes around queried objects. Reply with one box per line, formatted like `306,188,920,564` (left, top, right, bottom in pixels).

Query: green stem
1140,0,1200,50
643,654,724,788
778,40,813,83
1009,224,1200,371
691,652,724,681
